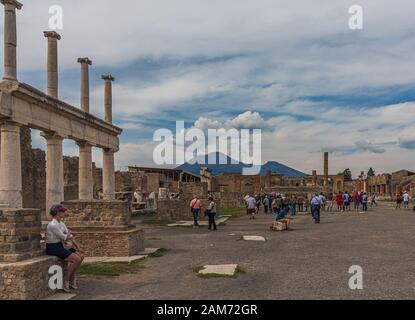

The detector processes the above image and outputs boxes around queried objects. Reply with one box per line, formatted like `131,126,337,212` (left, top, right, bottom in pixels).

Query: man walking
310,194,322,224
189,196,202,228
361,192,368,212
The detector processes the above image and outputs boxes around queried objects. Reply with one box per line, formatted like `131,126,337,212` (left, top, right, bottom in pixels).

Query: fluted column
0,121,22,207
77,57,92,113
77,141,93,200
44,31,61,98
1,0,23,81
42,132,64,212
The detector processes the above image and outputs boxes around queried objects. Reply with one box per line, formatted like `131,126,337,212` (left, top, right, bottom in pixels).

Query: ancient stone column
77,141,93,200
102,74,114,123
1,0,23,81
44,31,61,98
102,149,115,200
324,152,329,186
101,75,116,200
0,121,22,207
42,132,64,213
77,57,92,113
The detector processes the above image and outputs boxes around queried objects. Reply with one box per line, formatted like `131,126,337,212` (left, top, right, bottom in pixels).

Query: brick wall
0,208,43,263
62,200,131,228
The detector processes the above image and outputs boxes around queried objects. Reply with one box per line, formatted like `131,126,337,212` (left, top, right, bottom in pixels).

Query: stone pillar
42,132,64,214
324,152,329,186
77,141,93,199
77,57,92,113
1,0,22,81
102,149,115,200
102,74,114,123
312,170,317,186
43,31,61,98
0,121,22,207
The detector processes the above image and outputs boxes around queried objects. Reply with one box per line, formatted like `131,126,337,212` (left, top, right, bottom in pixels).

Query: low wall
63,200,144,257
0,208,65,300
157,198,221,220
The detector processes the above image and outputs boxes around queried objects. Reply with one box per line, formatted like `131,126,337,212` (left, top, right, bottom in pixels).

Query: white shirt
311,196,322,206
46,218,71,244
246,197,256,209
403,193,410,202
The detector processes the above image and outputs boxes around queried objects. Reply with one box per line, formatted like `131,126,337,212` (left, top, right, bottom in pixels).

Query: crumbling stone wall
62,200,131,228
63,200,144,257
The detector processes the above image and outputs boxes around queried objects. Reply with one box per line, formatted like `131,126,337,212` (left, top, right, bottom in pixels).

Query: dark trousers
362,203,368,211
311,204,320,224
208,212,217,230
264,205,269,214
298,204,303,212
191,208,200,226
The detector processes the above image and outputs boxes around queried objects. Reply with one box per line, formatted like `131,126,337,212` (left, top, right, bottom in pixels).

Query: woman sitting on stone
46,204,84,293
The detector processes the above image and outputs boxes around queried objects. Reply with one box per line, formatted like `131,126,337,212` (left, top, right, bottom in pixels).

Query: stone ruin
0,0,143,300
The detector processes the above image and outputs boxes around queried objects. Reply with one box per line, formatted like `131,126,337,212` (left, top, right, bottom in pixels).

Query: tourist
190,196,202,228
148,191,156,209
263,194,270,214
396,192,403,210
255,194,262,214
289,196,297,216
275,205,289,221
303,196,310,213
353,192,361,211
46,204,84,293
206,196,217,231
96,188,104,200
326,193,334,212
310,194,322,224
403,191,411,209
361,192,368,212
336,191,343,211
246,194,256,220
318,193,326,211
134,189,143,203
370,193,378,207
343,191,351,212
297,196,304,212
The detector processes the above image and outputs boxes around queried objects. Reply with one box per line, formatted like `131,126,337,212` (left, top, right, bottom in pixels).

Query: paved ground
74,203,415,300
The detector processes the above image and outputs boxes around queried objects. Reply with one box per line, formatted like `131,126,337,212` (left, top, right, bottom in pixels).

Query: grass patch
148,248,169,258
193,265,246,279
220,206,246,219
77,260,145,277
142,219,177,226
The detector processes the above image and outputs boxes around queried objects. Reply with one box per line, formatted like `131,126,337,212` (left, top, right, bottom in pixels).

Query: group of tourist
242,191,381,226
395,191,412,209
189,196,218,230
134,189,157,208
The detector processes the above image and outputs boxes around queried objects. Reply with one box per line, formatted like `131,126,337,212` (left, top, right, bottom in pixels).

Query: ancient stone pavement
74,203,415,300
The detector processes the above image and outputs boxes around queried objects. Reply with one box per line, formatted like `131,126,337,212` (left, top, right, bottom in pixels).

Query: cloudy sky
2,0,415,177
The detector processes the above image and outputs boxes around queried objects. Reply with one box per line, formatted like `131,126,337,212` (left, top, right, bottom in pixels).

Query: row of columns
0,0,117,211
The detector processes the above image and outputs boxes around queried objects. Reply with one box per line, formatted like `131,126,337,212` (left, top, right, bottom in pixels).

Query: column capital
76,140,92,148
0,0,23,9
77,57,92,65
40,131,64,141
102,74,115,81
43,31,61,40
